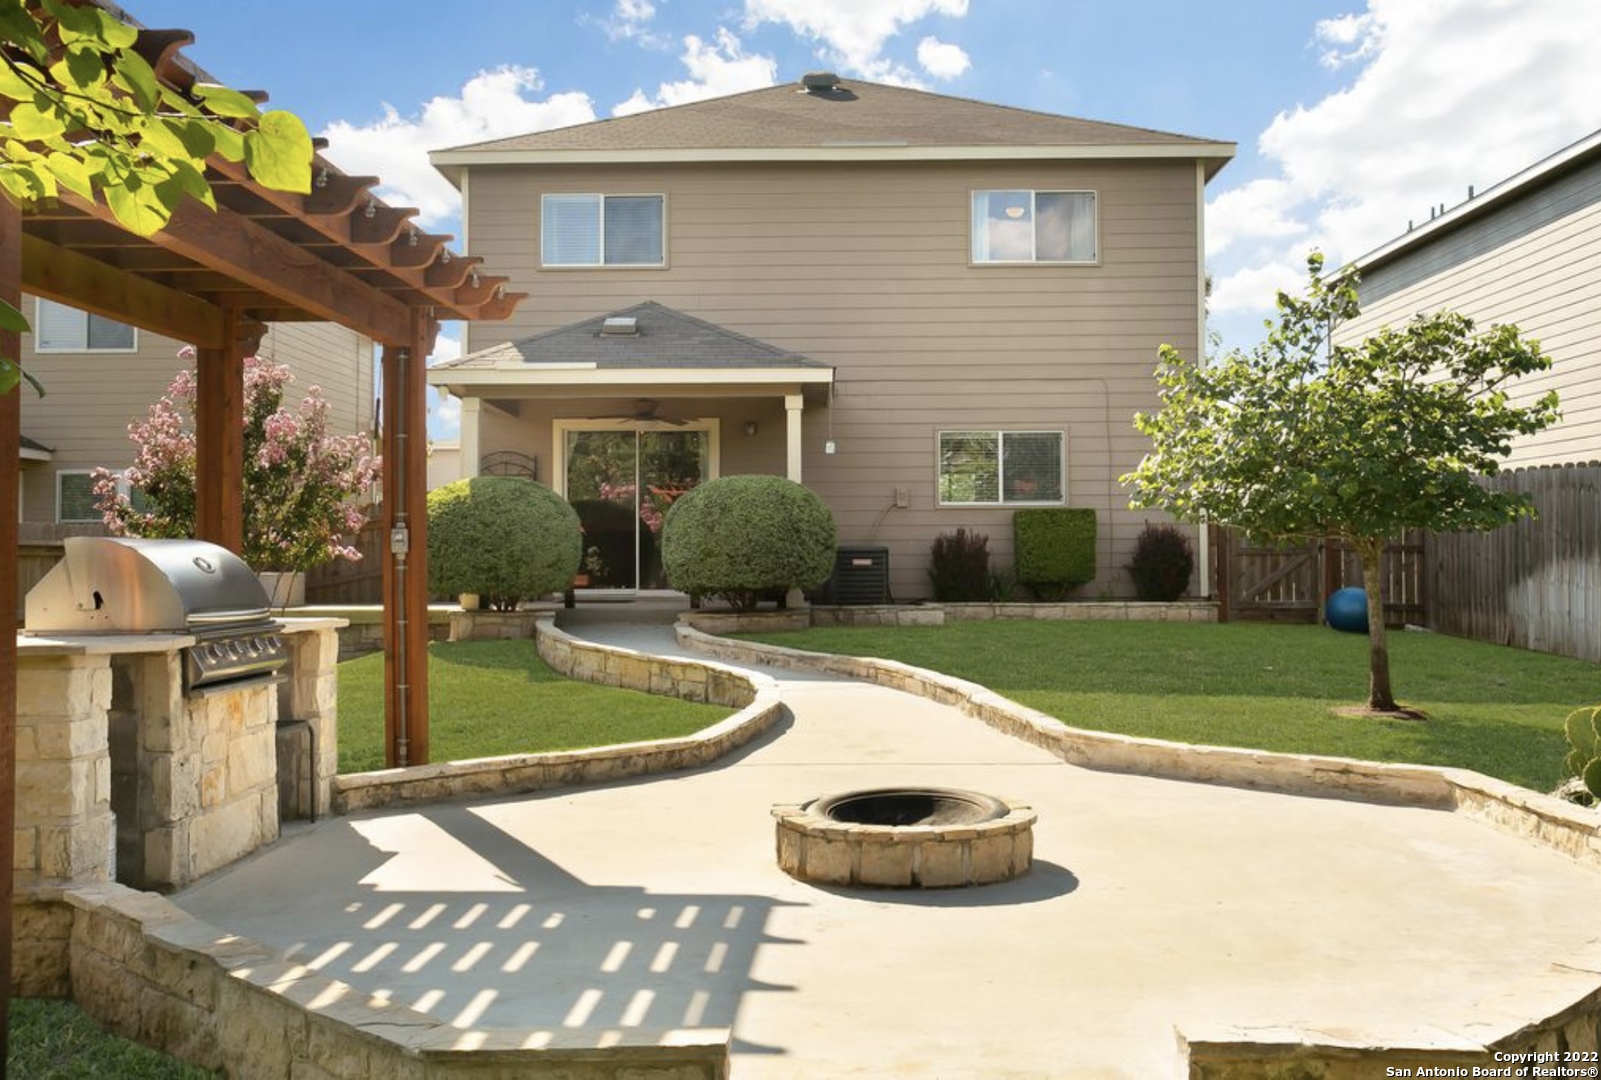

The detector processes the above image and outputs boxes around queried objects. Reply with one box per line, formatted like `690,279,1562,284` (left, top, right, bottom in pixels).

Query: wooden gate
1213,526,1427,625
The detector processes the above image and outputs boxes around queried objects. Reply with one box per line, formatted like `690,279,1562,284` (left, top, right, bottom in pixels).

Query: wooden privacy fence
1428,462,1600,663
1213,527,1427,626
305,517,385,604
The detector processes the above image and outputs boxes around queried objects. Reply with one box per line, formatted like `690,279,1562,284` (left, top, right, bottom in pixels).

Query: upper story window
34,298,137,352
938,430,1065,506
541,194,665,267
971,190,1097,264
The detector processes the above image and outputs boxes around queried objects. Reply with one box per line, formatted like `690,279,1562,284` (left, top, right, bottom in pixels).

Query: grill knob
207,643,224,664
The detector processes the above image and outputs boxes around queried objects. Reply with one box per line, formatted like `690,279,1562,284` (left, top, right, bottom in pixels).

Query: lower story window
938,430,1064,506
58,469,147,522
57,471,100,522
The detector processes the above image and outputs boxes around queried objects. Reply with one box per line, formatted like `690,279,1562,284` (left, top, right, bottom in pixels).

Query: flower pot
459,593,480,611
257,571,306,609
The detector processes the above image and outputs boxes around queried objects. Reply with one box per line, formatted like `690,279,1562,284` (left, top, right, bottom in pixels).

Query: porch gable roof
428,301,834,398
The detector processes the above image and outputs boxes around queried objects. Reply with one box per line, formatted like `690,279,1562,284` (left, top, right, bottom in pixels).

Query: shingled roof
432,75,1235,180
434,301,830,371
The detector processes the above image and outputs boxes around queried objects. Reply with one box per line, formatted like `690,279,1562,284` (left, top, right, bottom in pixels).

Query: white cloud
1208,0,1601,322
428,332,462,367
916,36,969,79
320,67,596,227
743,0,968,75
613,28,777,116
587,0,669,46
426,331,463,439
1206,177,1308,258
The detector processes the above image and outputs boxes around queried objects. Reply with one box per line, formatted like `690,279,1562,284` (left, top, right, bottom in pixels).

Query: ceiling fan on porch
585,399,691,426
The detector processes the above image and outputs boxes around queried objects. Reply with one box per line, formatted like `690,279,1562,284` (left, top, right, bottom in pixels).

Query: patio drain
772,787,1035,888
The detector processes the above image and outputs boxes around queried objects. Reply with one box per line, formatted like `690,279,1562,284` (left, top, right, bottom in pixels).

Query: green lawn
337,639,733,773
8,997,217,1078
735,621,1599,792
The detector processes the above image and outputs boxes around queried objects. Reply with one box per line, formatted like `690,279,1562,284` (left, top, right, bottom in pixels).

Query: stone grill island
773,786,1036,889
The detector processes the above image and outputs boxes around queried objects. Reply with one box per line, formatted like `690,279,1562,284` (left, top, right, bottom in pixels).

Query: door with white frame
558,421,717,592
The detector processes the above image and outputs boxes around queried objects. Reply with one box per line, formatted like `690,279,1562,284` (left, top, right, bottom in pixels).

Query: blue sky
127,0,1601,439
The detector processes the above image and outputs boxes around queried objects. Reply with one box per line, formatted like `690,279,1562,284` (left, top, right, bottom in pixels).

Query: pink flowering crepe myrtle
93,353,382,571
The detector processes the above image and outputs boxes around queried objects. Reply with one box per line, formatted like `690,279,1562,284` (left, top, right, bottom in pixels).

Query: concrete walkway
174,608,1601,1078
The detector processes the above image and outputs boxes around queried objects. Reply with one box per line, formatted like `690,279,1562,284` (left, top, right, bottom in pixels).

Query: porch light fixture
745,420,759,437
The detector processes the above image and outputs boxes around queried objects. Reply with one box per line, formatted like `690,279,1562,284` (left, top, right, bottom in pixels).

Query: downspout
392,345,411,766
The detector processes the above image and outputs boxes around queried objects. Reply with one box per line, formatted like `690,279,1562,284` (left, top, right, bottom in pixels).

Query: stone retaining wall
1181,983,1601,1076
680,600,1218,635
17,883,728,1079
332,616,781,814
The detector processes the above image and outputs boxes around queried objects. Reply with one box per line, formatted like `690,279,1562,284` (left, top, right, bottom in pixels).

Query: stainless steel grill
24,537,288,693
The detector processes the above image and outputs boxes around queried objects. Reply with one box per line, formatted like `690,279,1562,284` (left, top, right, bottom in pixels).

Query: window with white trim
541,193,665,267
971,190,1097,263
56,471,101,522
938,430,1065,506
34,298,137,352
57,470,147,523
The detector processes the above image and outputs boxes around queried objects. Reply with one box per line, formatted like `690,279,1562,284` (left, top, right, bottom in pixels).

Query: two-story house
426,74,1233,600
18,300,375,527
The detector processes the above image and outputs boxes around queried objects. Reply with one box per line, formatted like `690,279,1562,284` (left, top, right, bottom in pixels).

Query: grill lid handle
187,607,273,627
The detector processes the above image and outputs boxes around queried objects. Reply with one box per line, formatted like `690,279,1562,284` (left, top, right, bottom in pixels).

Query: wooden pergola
0,18,524,1009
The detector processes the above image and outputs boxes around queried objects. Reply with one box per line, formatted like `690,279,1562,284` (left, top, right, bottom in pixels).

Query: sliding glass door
564,428,710,590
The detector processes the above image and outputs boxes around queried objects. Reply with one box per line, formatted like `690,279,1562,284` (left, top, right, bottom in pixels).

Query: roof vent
801,71,841,93
601,316,638,336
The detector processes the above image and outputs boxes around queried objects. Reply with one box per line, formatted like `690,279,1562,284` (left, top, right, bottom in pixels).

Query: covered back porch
429,302,834,593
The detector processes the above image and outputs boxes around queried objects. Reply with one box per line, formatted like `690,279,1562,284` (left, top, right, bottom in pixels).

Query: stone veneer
332,615,781,813
15,625,341,894
676,620,1601,1070
681,599,1218,637
773,793,1036,888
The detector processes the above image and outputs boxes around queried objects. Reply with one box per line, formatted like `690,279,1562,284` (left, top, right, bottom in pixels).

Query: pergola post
1,187,22,1062
380,310,435,766
194,308,246,554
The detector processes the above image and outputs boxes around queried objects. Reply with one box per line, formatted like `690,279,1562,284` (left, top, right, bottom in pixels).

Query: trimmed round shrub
661,474,836,611
427,476,582,610
1125,522,1195,601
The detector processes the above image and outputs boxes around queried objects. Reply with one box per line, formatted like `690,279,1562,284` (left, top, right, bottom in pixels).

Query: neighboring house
1335,129,1601,662
427,74,1234,599
1337,127,1601,466
17,296,376,526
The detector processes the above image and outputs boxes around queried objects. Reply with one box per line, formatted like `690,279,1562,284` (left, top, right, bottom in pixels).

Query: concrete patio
172,609,1601,1077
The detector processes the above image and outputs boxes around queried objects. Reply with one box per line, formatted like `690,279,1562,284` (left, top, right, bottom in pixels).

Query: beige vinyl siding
18,303,374,524
1340,193,1601,469
462,158,1202,598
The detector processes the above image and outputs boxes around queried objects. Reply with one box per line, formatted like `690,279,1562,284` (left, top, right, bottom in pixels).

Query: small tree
94,357,381,571
1124,254,1558,715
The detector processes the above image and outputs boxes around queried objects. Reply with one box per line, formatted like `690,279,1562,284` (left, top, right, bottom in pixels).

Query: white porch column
459,396,481,480
785,393,804,483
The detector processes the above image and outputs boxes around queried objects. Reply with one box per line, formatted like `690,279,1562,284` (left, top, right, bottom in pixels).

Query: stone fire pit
773,787,1035,888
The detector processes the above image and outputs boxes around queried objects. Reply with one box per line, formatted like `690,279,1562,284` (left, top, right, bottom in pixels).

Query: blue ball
1325,587,1369,633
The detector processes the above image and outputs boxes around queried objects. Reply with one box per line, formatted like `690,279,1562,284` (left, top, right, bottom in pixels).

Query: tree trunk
1358,539,1397,712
